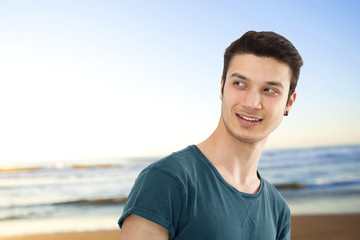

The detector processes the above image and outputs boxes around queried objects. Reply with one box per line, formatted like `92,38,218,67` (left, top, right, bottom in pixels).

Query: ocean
1,144,360,237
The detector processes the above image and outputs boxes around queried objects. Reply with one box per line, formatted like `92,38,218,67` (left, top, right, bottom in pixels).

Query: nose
241,89,262,110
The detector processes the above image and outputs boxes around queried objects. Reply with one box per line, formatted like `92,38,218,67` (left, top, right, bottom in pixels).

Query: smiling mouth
236,114,263,122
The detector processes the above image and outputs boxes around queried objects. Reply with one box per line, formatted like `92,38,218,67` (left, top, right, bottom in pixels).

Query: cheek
267,96,288,111
266,104,285,131
221,96,232,116
221,94,238,120
221,90,237,107
224,89,245,105
264,99,287,122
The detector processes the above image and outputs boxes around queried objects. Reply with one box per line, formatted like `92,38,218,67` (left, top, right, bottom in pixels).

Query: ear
285,91,296,114
220,77,224,101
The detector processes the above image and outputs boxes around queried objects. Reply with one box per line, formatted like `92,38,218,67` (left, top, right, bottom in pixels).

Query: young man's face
220,54,296,144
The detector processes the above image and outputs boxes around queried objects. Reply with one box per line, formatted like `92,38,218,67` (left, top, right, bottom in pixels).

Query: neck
197,118,267,193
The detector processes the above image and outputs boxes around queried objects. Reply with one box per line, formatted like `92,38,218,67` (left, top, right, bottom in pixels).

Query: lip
236,113,263,126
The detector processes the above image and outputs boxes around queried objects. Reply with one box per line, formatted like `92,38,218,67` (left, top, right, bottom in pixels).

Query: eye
234,81,246,87
264,88,278,94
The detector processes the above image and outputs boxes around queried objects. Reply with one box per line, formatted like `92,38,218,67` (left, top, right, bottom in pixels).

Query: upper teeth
241,115,260,122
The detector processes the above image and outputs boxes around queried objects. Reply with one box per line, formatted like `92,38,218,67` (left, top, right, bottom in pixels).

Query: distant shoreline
2,143,359,169
0,214,359,240
1,144,359,237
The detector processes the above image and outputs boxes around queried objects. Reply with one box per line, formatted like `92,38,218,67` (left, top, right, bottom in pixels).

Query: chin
228,130,267,145
237,136,267,145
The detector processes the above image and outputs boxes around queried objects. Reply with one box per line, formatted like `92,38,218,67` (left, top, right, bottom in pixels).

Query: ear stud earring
284,111,289,116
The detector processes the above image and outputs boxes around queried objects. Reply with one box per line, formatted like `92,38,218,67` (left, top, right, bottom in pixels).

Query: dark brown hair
222,31,303,104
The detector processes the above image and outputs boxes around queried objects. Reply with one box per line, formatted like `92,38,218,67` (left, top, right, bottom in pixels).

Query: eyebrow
230,73,248,80
265,81,284,89
230,72,284,89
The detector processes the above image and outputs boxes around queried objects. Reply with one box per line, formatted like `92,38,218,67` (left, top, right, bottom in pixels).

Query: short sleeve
118,167,184,239
277,206,291,240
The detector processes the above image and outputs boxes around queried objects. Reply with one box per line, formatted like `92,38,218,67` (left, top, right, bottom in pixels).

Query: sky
0,0,360,164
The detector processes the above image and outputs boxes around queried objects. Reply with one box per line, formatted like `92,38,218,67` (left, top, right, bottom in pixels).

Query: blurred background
1,0,359,237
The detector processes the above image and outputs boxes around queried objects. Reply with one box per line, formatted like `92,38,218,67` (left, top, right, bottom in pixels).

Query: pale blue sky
0,0,359,164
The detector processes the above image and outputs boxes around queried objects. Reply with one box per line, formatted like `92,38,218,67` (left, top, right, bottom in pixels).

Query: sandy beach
291,214,360,240
1,214,359,240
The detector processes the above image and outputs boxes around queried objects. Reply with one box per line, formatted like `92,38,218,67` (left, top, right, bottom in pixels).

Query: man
118,31,303,239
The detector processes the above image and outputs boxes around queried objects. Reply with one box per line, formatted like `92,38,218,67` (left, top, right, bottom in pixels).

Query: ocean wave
0,196,128,221
0,164,124,173
0,166,42,172
306,178,360,188
274,183,303,190
260,144,360,169
1,196,128,210
53,196,127,206
0,215,24,221
274,178,360,190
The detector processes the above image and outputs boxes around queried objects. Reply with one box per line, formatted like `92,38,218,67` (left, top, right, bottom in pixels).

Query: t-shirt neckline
190,145,264,198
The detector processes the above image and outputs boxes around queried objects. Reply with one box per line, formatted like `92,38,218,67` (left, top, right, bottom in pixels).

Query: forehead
227,54,292,86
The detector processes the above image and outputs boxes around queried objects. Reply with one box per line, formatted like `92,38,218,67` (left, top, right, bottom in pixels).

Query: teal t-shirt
119,145,290,240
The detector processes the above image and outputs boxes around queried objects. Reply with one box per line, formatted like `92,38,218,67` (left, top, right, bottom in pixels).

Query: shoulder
260,177,291,233
262,178,286,201
261,177,290,214
142,145,202,179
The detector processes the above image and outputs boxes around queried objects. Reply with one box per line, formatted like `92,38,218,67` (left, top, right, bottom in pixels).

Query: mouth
236,114,263,122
